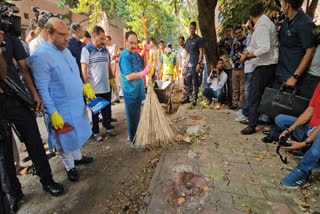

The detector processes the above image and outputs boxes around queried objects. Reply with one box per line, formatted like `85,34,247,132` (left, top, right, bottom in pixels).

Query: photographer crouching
202,59,227,110
0,3,64,213
265,83,320,188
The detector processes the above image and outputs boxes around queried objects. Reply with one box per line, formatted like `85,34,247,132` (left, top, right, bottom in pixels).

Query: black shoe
75,156,94,165
229,105,238,110
263,130,271,135
192,100,197,106
241,126,255,135
111,118,117,122
180,98,190,104
290,150,305,159
114,100,120,104
42,180,64,196
257,120,272,125
261,135,276,143
66,168,80,182
240,120,249,125
108,125,115,129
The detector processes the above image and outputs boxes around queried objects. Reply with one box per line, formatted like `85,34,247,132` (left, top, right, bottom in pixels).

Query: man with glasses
180,21,203,106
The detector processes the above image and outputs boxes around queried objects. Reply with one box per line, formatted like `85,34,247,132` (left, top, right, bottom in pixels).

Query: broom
134,13,175,150
134,73,175,149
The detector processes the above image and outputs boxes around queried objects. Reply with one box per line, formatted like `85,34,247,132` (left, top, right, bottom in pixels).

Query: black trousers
0,94,53,189
92,92,112,134
184,67,200,100
248,64,276,128
224,68,233,105
0,177,10,214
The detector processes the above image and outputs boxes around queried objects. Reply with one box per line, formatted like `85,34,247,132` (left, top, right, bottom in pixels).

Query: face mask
167,48,172,54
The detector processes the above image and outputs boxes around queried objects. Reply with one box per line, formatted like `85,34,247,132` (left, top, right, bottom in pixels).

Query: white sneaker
93,134,103,142
235,114,248,122
130,142,146,152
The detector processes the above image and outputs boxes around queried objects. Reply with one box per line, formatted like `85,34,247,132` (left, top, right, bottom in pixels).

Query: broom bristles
134,83,175,149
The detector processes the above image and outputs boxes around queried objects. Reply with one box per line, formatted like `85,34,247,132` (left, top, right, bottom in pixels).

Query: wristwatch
305,140,312,147
293,74,299,80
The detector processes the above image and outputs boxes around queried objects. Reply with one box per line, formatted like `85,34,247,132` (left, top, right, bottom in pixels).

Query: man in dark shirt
0,31,64,213
68,22,85,81
180,21,203,106
274,0,315,93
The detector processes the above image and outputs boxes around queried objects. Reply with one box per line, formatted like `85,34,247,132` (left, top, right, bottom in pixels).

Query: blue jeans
125,100,142,142
298,131,320,173
242,72,253,117
203,63,208,88
271,114,320,173
202,87,224,103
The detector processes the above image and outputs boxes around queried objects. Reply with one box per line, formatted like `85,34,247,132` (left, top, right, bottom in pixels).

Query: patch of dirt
161,171,210,208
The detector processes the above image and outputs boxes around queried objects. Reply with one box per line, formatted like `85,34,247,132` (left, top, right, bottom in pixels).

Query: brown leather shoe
241,126,255,135
206,101,212,106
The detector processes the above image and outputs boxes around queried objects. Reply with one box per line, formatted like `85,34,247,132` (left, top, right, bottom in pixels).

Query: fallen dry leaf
105,146,111,150
203,186,210,192
150,158,159,164
175,135,185,142
267,201,273,206
224,161,230,166
255,158,262,161
293,197,310,212
177,197,185,206
172,168,176,172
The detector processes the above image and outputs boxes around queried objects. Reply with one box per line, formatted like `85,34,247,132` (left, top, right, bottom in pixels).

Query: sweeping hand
139,65,151,79
83,83,96,100
110,78,116,93
50,111,64,130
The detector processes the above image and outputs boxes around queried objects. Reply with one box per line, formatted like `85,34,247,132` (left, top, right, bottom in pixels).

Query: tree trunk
197,0,218,71
306,0,318,19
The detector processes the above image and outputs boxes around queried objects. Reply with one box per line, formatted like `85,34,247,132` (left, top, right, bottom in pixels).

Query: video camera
231,39,246,68
271,10,286,24
32,7,63,24
0,0,21,37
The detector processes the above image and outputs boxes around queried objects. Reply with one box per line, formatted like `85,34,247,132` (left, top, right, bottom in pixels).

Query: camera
278,136,292,147
271,10,286,24
231,39,245,68
32,7,63,24
210,69,218,79
0,0,21,37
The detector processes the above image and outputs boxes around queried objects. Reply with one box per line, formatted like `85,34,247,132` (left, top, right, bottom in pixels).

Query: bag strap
276,144,288,164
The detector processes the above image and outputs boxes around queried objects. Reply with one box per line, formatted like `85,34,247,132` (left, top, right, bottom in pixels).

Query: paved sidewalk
140,105,320,214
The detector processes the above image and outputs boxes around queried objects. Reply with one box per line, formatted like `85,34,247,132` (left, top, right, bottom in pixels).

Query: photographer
229,26,246,110
239,3,279,135
273,0,315,97
202,59,227,110
29,17,47,56
264,83,320,188
0,27,64,212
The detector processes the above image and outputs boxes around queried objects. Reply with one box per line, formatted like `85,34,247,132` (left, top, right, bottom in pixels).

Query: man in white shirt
239,3,279,135
81,26,116,141
202,59,227,110
29,18,48,56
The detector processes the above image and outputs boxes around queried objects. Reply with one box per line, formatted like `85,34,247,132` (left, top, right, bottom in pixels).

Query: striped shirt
81,42,111,94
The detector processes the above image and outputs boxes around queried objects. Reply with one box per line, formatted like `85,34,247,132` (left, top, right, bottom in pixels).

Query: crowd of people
192,0,320,189
0,0,320,213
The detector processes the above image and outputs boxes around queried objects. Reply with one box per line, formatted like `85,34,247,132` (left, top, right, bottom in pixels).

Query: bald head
46,18,70,51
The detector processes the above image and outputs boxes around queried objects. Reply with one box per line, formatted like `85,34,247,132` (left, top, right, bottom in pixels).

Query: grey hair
70,22,81,34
